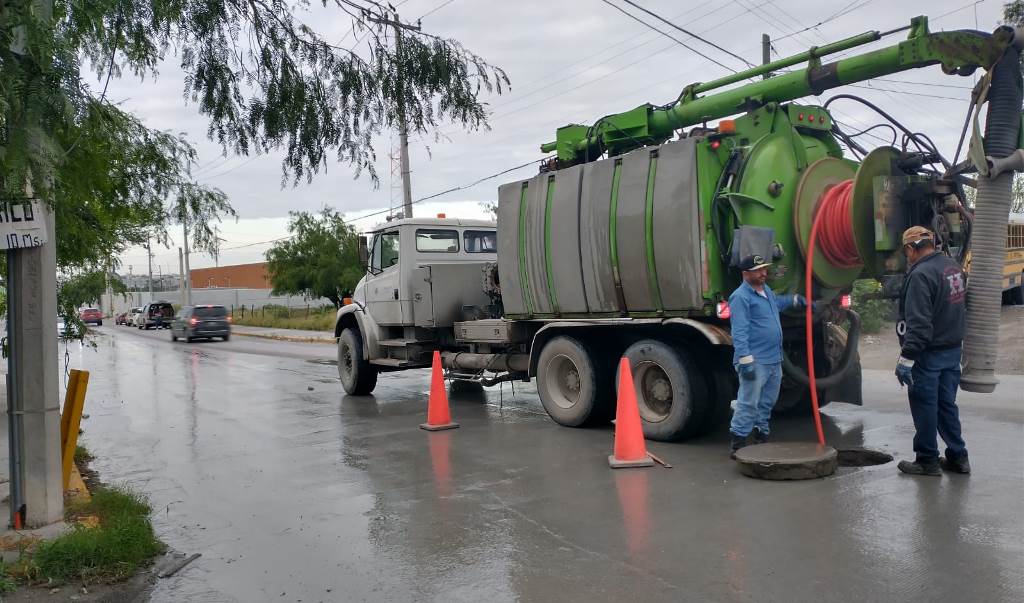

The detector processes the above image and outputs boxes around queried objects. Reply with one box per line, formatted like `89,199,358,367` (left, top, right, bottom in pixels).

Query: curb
233,331,336,344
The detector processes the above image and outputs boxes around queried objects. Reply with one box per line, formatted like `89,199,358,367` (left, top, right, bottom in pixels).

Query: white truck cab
338,217,498,393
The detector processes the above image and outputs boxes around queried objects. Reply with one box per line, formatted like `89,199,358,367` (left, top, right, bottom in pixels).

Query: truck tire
1010,280,1024,305
696,366,736,435
621,339,709,441
536,336,612,427
339,328,378,395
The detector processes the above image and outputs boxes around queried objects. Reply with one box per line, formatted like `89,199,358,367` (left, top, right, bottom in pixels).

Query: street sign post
0,200,48,250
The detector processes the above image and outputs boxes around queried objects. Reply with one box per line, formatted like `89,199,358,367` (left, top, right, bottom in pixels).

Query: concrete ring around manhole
734,442,838,480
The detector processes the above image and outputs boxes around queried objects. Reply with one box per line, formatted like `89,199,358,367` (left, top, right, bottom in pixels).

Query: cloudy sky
111,0,1005,276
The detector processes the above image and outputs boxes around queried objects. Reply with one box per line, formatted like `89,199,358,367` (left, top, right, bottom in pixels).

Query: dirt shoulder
858,305,1024,374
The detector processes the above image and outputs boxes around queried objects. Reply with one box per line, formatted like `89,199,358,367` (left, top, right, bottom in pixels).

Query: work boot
897,458,941,476
729,434,748,460
940,454,971,474
751,428,769,445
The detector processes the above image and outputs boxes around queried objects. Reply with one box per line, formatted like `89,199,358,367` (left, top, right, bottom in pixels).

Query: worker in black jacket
894,226,970,476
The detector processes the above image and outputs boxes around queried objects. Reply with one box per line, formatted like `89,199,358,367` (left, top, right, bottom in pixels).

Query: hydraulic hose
961,41,1023,393
782,309,861,390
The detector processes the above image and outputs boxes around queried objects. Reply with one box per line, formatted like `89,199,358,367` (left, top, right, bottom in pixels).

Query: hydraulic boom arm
541,17,1016,165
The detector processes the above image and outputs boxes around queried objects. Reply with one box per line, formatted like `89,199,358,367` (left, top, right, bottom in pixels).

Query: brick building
191,262,271,289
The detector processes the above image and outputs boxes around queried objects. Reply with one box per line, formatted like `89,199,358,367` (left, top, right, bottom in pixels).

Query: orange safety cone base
608,454,654,469
420,421,460,432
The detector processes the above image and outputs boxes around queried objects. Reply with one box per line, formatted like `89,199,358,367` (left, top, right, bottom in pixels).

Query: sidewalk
231,324,336,344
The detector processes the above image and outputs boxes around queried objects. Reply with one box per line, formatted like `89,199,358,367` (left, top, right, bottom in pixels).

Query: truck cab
338,217,498,393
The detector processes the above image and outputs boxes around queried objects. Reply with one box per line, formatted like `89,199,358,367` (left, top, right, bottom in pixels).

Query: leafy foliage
851,279,893,334
55,0,508,185
265,207,364,307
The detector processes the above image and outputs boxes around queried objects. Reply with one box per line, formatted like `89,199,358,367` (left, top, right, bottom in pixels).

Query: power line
615,0,756,68
346,157,547,225
420,0,458,20
598,0,742,74
773,0,879,42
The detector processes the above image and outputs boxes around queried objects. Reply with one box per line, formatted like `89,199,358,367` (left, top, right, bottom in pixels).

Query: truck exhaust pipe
961,31,1023,393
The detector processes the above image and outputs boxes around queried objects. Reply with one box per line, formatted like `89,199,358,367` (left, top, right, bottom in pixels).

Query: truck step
371,358,427,368
378,338,430,347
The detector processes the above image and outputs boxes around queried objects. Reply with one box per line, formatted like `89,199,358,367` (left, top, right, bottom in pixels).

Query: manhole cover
734,442,838,480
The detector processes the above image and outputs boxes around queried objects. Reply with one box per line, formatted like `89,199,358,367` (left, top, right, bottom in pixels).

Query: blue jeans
730,362,783,438
908,346,968,462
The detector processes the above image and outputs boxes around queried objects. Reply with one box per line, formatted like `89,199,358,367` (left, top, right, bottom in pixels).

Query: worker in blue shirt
728,254,807,458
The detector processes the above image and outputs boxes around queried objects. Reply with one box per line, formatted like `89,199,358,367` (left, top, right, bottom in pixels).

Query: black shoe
940,455,971,474
897,459,942,476
729,434,748,460
751,428,769,445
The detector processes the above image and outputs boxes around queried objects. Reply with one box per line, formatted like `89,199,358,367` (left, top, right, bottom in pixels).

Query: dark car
79,308,103,326
171,305,231,342
137,301,175,330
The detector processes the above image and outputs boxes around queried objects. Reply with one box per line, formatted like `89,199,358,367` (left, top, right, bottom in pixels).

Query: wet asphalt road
66,325,1023,602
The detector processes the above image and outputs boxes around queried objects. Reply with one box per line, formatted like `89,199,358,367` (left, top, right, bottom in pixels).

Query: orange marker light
718,119,736,134
437,213,446,219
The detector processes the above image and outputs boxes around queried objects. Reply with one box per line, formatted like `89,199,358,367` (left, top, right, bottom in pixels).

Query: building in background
191,262,270,289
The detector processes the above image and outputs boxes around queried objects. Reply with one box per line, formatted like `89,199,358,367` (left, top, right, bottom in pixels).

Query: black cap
738,254,772,272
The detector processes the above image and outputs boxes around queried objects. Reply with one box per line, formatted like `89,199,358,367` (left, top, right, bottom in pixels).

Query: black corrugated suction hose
961,41,1023,393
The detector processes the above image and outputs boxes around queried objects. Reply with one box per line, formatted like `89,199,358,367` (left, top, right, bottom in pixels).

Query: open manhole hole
836,447,893,467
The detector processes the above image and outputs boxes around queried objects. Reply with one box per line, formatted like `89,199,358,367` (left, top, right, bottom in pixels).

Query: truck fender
334,303,381,359
527,318,732,376
662,318,732,346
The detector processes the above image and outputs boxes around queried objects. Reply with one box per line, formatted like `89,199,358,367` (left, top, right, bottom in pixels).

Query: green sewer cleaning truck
335,16,1023,441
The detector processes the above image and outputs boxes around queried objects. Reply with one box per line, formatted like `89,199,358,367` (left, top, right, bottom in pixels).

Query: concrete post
9,208,63,527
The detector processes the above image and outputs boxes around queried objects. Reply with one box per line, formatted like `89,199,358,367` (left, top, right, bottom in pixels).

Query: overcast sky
111,0,1005,276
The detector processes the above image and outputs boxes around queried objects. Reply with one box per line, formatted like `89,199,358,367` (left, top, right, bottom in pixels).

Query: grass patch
231,307,335,332
12,486,164,585
74,444,93,464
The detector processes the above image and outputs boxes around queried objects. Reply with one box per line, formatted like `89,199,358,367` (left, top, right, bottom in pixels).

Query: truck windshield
416,229,459,252
464,230,496,253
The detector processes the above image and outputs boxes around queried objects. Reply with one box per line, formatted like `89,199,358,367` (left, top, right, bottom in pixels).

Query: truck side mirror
358,236,369,266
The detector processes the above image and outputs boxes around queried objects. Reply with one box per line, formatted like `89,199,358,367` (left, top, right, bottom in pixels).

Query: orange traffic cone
609,357,654,468
420,351,460,431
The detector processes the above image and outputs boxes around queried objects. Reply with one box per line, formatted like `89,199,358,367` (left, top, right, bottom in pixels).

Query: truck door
366,230,404,325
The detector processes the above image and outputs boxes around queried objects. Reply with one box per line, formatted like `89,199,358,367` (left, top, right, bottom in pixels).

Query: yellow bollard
60,369,89,490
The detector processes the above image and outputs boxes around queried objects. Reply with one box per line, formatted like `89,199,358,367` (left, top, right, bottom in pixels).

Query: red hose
803,179,859,446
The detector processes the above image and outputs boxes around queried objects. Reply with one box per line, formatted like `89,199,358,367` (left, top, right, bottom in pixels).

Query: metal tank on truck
335,16,1024,442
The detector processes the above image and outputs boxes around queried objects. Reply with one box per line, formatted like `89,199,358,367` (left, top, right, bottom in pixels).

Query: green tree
265,207,364,308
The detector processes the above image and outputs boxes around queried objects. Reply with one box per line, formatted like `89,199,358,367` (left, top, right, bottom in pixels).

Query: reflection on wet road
66,326,1024,602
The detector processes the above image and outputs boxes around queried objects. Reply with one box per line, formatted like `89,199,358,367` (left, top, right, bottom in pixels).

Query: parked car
79,308,103,326
114,310,128,325
135,301,175,330
124,307,143,326
171,305,231,342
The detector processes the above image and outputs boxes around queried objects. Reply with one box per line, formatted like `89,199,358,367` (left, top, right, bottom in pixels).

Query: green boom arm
541,17,1015,163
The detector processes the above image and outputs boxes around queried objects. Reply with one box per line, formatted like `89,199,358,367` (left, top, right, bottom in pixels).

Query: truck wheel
536,336,612,427
621,340,709,441
1010,280,1024,305
695,366,736,435
339,328,378,395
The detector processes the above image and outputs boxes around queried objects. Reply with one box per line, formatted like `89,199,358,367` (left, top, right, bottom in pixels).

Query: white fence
100,288,333,316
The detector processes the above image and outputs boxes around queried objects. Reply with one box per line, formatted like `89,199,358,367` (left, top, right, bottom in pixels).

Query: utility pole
5,0,63,528
762,34,771,80
146,238,154,303
178,248,186,307
182,210,192,305
368,12,420,218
